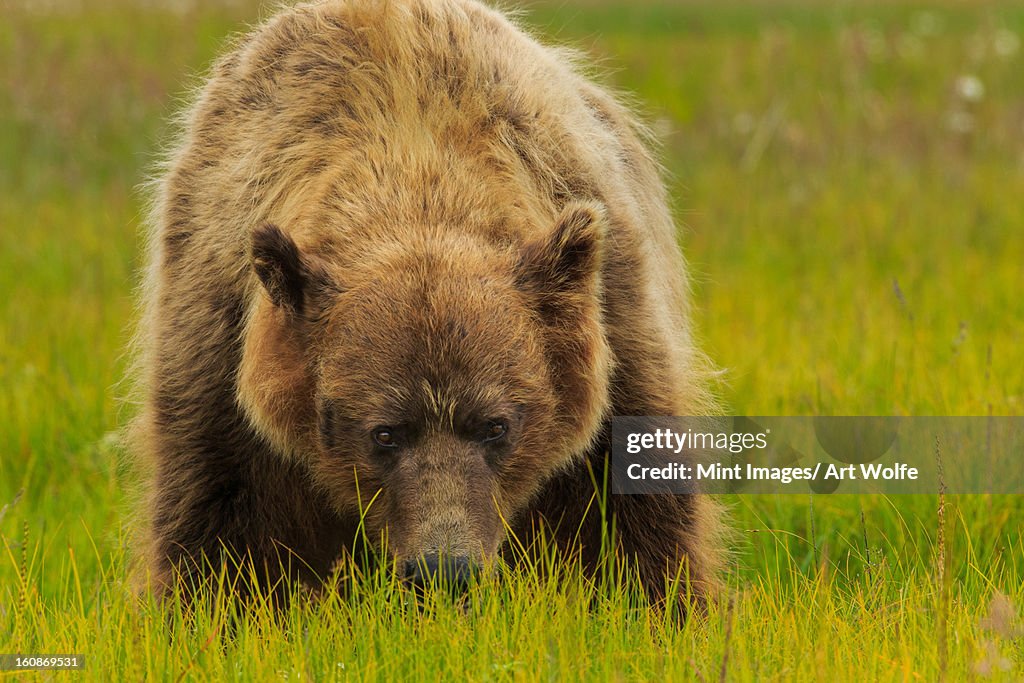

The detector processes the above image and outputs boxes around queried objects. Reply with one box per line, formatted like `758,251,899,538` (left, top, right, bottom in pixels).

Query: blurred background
1,0,1022,674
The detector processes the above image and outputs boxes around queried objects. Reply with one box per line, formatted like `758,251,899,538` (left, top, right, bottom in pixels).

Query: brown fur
131,0,725,610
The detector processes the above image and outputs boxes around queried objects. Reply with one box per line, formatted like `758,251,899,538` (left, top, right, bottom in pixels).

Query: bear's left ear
516,201,606,302
251,223,337,317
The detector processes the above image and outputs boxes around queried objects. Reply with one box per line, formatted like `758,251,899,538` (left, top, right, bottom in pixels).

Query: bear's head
237,202,612,585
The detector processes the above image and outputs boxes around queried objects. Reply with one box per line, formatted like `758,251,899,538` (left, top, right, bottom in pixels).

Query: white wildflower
955,75,985,102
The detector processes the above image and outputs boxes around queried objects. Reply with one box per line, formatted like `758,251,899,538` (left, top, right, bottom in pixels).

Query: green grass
2,0,1022,679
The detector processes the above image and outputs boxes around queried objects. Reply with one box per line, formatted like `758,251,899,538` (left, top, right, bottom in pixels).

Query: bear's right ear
251,223,336,316
515,201,606,304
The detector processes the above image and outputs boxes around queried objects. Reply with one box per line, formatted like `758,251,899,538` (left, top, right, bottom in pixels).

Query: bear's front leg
606,482,724,610
518,446,722,613
143,414,350,605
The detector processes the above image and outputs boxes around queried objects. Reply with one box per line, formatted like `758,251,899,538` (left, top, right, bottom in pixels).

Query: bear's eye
482,420,508,443
373,427,399,449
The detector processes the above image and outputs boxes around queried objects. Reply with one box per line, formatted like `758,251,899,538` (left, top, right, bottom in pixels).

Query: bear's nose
402,553,476,594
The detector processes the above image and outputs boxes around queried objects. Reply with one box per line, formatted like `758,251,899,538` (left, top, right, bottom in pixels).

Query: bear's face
237,203,612,570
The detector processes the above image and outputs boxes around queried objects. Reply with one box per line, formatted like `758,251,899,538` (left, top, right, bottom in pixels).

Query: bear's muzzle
402,553,477,596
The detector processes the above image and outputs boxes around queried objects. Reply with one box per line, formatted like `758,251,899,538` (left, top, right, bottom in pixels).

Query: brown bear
131,0,724,610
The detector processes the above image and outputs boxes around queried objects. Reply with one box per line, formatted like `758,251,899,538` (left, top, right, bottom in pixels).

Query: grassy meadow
2,0,1023,679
